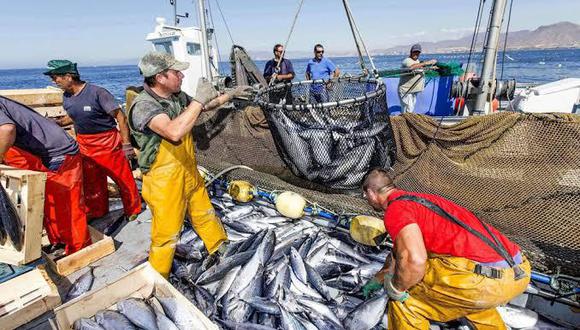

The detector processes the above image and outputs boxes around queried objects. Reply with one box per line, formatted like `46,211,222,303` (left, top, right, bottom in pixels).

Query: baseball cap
138,51,190,77
410,44,422,53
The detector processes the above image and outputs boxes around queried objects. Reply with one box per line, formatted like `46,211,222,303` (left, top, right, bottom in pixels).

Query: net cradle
255,77,396,191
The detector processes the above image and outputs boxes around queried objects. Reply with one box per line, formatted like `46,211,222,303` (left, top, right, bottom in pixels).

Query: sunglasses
316,50,324,54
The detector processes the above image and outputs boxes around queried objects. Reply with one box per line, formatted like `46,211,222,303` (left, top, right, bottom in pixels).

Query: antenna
169,0,189,26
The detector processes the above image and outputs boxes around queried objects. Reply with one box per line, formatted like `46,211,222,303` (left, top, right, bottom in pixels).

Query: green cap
43,60,79,76
138,51,189,78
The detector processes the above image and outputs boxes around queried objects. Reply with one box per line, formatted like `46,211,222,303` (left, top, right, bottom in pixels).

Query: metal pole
197,0,213,80
473,0,507,114
173,0,178,25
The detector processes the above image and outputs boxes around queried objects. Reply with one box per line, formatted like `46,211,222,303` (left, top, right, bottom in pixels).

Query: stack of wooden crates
0,165,61,329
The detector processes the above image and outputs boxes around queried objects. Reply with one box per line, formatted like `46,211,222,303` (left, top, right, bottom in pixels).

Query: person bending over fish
129,51,253,278
0,96,91,254
361,168,530,329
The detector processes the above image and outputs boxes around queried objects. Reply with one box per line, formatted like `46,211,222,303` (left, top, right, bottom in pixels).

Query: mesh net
194,105,580,276
254,78,396,191
378,61,464,78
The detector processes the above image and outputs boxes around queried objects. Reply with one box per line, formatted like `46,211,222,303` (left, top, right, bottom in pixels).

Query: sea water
0,48,578,102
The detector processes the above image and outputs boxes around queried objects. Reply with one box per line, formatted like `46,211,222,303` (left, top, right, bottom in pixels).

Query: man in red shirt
361,168,530,330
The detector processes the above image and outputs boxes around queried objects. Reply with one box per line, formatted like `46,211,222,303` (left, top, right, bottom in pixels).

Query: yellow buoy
275,191,306,219
228,180,255,203
350,215,387,246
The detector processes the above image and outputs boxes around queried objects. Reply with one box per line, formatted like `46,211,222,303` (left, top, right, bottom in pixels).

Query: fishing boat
136,0,579,328
0,0,577,329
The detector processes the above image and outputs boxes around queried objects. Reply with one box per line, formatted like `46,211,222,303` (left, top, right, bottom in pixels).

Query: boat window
154,42,174,55
187,42,202,56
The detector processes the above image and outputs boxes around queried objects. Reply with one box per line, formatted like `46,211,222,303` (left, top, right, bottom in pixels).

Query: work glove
362,278,383,299
122,143,136,159
384,274,410,302
194,77,219,106
226,85,254,100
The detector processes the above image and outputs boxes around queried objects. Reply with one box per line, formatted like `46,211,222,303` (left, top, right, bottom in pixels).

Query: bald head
362,168,395,210
363,168,395,193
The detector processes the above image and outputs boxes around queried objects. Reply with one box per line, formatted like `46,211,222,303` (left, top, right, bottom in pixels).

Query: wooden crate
0,88,66,117
0,165,47,266
54,262,218,329
42,226,115,276
0,89,75,137
0,266,61,330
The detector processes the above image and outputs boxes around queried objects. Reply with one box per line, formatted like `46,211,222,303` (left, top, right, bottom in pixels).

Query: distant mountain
373,21,580,55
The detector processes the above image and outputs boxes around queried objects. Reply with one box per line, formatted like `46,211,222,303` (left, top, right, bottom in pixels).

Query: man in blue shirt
305,44,340,103
263,44,295,104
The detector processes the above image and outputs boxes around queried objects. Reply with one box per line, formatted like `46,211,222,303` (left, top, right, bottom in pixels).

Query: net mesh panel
255,78,396,191
194,106,580,276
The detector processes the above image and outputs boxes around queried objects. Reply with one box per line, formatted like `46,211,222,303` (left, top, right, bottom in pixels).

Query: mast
473,0,508,114
197,0,213,80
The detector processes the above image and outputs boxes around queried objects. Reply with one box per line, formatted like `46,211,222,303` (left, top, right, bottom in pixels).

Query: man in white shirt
398,44,437,113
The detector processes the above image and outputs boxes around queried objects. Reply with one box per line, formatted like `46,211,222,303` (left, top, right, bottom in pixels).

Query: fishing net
254,77,396,191
378,61,464,78
194,109,580,276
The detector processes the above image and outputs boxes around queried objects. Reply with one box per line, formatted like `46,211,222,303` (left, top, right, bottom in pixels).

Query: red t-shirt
384,189,520,263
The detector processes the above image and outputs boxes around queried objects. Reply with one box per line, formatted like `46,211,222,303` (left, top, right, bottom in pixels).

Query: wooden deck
18,199,153,330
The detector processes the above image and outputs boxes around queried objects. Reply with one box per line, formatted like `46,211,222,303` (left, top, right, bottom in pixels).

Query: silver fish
343,293,389,330
95,310,137,330
0,185,23,251
157,296,205,330
278,304,306,330
117,298,158,330
66,267,95,301
73,318,104,330
289,247,308,284
217,319,276,330
196,249,255,285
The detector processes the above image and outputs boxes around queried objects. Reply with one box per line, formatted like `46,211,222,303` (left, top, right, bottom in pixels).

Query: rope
342,0,366,75
464,0,486,80
271,0,305,87
341,0,378,77
500,0,514,80
207,0,222,68
214,0,235,44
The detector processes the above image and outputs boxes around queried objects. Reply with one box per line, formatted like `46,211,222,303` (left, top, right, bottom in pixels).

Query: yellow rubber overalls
142,132,227,278
388,254,531,330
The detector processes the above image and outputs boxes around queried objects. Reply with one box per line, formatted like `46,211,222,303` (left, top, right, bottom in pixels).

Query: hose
204,165,254,188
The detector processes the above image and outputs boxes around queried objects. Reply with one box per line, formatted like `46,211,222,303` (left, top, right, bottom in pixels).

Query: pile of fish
0,184,23,251
73,295,202,330
169,193,393,330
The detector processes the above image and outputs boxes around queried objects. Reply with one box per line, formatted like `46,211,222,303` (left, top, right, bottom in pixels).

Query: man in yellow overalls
128,51,252,277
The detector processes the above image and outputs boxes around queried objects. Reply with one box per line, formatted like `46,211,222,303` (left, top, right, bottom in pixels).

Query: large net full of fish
194,111,580,277
255,78,396,191
169,192,393,330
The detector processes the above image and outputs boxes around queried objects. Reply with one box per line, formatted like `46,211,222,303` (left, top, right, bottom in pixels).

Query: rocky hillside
375,22,580,55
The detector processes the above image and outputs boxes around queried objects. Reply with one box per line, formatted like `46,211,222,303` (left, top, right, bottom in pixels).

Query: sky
0,0,578,69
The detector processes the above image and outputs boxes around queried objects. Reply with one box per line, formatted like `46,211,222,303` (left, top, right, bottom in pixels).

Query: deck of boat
18,199,153,330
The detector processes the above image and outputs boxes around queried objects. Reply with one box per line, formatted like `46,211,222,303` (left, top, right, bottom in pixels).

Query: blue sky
1,0,577,69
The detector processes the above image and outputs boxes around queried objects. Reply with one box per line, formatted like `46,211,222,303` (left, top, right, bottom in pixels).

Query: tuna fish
73,318,104,330
117,298,158,330
66,267,95,301
94,310,137,330
343,293,389,330
0,185,23,250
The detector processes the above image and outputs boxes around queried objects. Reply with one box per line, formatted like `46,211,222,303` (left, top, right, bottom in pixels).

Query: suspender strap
389,195,526,280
